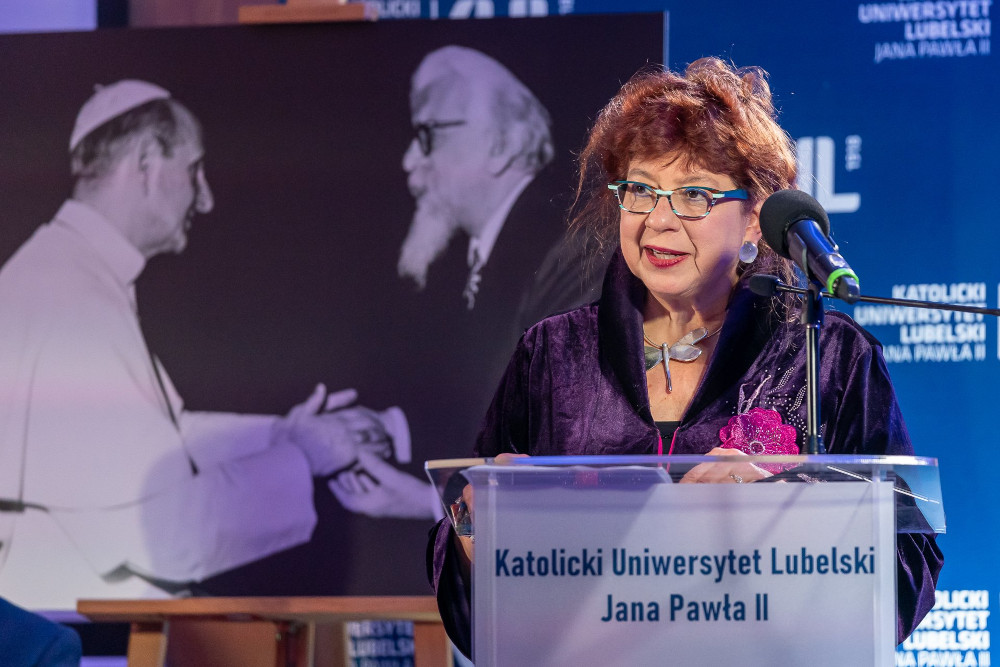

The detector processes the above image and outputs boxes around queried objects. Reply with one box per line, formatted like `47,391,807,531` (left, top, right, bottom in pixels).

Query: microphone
759,189,860,303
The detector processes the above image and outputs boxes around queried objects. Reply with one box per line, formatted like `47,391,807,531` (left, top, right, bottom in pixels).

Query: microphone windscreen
759,189,831,259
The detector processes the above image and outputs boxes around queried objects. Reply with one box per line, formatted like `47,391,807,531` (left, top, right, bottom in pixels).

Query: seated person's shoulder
0,597,82,666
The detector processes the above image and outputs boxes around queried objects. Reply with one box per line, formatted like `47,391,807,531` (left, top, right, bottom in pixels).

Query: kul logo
795,136,861,214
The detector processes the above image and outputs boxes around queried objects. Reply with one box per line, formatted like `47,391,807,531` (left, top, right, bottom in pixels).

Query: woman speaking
428,57,942,656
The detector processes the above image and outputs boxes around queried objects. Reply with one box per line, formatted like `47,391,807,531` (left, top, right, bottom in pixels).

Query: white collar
53,199,146,286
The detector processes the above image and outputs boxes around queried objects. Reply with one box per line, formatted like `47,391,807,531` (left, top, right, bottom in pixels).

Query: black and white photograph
0,16,664,611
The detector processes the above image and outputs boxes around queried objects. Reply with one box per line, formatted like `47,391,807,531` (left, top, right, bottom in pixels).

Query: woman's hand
678,447,772,484
453,452,529,570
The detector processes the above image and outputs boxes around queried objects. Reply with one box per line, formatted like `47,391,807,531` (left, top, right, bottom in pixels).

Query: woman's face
618,157,761,313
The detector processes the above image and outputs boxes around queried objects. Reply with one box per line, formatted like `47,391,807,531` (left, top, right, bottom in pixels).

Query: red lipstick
643,245,687,269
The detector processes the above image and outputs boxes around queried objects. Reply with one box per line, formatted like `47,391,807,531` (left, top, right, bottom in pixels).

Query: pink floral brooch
719,408,799,472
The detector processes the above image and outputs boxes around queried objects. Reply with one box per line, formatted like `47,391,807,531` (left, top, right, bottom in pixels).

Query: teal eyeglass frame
608,181,749,219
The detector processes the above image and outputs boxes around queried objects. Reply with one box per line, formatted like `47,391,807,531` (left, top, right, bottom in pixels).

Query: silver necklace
643,326,722,392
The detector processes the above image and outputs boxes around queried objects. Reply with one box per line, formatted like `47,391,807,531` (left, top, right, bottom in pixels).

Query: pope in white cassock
0,80,433,609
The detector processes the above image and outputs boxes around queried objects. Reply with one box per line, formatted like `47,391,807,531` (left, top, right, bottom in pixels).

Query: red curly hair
571,57,798,287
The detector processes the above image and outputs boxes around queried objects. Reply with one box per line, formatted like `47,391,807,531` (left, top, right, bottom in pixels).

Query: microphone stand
758,276,1000,455
803,283,825,455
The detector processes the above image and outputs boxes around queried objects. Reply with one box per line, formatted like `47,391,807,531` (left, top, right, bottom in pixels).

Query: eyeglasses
608,181,749,219
413,120,467,156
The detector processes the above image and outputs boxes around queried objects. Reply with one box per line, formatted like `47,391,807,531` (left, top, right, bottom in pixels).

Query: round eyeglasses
413,120,467,156
608,181,749,219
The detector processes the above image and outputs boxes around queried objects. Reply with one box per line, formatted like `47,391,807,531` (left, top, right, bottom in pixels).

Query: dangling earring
739,241,758,264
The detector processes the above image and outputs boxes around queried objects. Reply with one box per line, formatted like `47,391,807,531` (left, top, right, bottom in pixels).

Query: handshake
276,384,410,477
274,384,433,519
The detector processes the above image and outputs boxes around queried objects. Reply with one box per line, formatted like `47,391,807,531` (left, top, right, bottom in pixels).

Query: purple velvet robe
429,252,942,655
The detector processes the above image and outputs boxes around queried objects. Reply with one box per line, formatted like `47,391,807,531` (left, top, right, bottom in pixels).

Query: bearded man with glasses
398,45,557,314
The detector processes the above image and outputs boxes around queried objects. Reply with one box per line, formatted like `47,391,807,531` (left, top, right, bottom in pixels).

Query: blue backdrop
666,2,994,662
